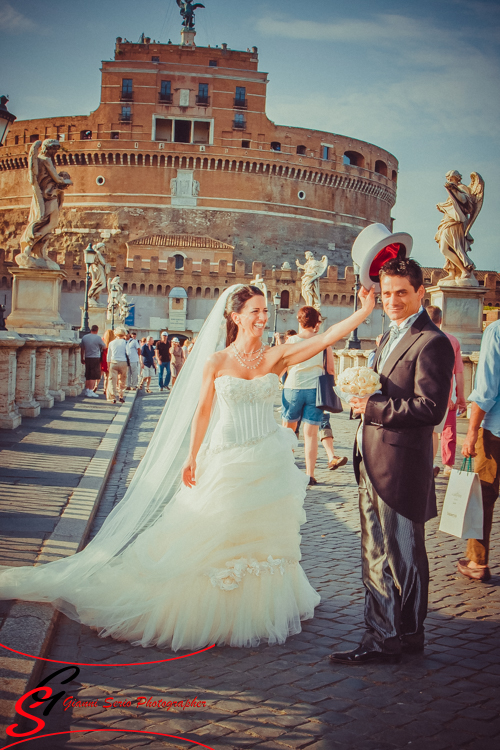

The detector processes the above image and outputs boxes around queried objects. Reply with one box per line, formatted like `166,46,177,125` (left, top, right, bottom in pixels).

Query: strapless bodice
209,373,280,452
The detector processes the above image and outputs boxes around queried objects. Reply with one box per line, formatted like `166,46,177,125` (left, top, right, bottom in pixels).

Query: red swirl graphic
2,729,215,749
0,642,215,667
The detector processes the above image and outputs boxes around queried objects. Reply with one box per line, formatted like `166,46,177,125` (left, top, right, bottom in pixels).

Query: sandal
328,456,348,471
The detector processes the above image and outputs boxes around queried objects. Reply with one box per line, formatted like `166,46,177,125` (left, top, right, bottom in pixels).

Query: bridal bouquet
337,366,381,397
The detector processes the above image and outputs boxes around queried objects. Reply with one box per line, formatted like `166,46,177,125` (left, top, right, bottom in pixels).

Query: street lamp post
110,288,118,330
273,291,281,344
80,243,96,338
345,264,361,350
0,96,16,146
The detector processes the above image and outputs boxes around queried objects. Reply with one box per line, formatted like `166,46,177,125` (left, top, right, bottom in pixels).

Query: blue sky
1,0,499,271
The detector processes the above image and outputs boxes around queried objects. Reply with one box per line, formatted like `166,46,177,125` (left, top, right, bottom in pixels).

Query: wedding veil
0,285,243,603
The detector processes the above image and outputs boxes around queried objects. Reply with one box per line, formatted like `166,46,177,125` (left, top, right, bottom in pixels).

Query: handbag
316,350,343,413
439,457,484,539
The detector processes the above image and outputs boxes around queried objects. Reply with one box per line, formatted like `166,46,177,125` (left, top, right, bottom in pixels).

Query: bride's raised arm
182,355,217,487
271,286,375,371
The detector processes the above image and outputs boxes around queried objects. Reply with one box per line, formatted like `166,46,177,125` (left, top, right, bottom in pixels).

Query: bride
0,283,374,650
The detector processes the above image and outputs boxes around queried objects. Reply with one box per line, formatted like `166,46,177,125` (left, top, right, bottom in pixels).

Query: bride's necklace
231,342,265,370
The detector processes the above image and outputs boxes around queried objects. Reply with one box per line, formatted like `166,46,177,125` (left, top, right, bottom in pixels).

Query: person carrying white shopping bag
439,457,484,539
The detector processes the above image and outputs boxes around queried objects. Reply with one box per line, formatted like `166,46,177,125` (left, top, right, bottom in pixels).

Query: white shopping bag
439,457,484,539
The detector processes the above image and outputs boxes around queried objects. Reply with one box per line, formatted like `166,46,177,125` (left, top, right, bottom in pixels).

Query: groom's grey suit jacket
353,310,455,524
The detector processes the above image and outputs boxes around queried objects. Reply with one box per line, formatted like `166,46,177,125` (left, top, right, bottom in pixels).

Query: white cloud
0,2,37,33
259,11,500,143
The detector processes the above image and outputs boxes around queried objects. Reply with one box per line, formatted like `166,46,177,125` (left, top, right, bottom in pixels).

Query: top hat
351,223,413,292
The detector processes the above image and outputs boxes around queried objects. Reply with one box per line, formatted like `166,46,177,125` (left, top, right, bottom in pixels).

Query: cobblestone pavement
5,389,499,750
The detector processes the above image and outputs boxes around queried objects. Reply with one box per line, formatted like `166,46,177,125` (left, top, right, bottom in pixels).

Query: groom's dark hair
379,258,424,292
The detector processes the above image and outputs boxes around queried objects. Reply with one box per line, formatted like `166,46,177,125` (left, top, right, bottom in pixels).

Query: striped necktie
378,323,403,371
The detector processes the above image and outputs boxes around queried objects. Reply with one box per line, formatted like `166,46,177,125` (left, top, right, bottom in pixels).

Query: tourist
155,331,171,392
80,324,105,398
282,306,334,485
170,337,185,386
427,306,466,477
0,283,375,651
460,317,500,582
140,336,156,394
99,329,115,396
182,338,190,361
126,331,141,390
107,328,129,404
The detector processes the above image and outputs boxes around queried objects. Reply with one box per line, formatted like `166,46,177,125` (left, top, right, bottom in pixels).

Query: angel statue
88,243,111,306
296,251,328,311
118,293,130,324
107,275,123,324
251,273,268,300
177,0,205,30
16,140,73,270
435,170,485,287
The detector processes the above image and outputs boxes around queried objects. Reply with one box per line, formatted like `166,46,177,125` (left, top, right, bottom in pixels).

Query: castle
0,32,498,340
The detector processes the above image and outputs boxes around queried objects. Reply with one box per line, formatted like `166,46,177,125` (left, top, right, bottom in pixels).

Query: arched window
174,253,184,270
392,169,397,182
375,160,387,176
71,280,77,291
204,287,211,298
196,287,202,298
62,279,68,291
123,283,128,292
80,280,85,290
187,286,193,297
140,283,145,293
213,288,219,299
280,290,290,309
296,145,306,155
343,151,364,167
157,285,162,295
131,283,137,293
148,284,154,295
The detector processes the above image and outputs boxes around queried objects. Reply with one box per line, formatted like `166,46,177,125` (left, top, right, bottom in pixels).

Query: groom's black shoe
329,645,401,665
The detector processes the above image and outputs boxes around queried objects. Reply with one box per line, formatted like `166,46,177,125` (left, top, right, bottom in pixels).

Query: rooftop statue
251,273,267,300
16,140,72,270
296,251,328,311
88,243,111,306
435,170,484,287
176,0,205,30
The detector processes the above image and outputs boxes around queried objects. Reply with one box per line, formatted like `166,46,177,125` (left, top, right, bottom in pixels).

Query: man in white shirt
126,331,141,390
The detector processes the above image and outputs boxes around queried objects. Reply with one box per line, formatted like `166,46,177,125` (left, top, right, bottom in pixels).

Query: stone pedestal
86,304,109,335
428,285,488,353
6,267,72,337
0,332,24,429
15,338,40,418
180,29,196,46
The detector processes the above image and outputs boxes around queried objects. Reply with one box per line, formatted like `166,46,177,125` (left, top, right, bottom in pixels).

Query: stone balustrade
0,332,84,429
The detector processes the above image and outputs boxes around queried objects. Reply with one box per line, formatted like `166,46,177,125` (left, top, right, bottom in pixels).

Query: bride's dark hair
224,285,265,346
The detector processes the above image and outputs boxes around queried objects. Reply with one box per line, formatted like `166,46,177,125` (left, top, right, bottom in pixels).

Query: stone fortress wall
0,35,398,271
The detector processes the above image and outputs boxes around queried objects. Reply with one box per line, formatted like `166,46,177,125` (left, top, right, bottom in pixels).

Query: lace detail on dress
215,373,279,404
207,427,279,454
207,556,297,591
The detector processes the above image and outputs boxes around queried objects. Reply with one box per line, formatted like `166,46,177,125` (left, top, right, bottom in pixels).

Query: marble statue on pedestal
118,294,130,324
296,251,328,311
435,170,485,287
251,273,268,299
16,140,73,270
88,243,111,306
107,275,123,325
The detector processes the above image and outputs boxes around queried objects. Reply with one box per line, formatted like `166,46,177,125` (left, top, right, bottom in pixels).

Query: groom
330,259,455,664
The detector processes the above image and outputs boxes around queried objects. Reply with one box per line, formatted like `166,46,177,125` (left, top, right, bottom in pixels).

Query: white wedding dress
0,373,320,650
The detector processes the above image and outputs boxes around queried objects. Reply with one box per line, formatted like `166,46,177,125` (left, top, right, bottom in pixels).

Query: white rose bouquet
337,366,381,397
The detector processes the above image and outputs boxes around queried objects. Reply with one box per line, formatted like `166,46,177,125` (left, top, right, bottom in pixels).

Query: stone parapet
0,335,85,429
